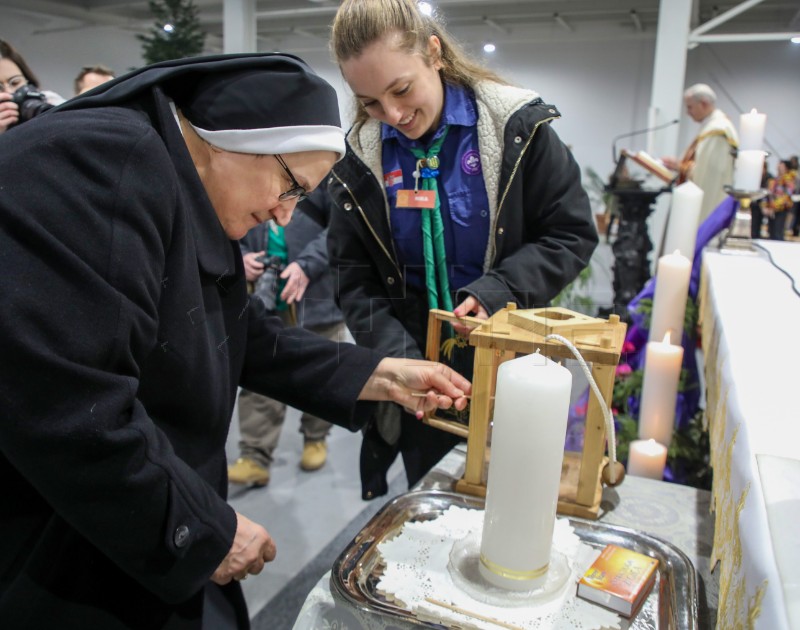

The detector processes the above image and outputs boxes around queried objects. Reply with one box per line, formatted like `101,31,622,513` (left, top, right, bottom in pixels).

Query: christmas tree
138,0,206,64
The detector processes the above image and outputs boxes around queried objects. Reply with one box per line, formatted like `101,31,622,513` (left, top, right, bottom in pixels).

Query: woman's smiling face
340,32,445,140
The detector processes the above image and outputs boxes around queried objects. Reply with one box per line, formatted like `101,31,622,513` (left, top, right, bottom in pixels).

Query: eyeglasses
0,75,27,94
274,154,308,202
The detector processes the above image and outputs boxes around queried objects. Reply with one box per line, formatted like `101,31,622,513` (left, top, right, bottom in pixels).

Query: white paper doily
376,506,622,630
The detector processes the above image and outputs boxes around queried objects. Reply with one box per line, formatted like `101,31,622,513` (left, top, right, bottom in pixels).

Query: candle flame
672,249,681,257
750,108,758,114
662,330,672,345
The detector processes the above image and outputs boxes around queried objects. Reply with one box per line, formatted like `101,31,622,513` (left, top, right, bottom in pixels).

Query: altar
292,445,718,629
699,240,800,630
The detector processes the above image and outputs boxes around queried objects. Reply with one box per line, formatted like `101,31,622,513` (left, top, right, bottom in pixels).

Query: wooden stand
424,305,626,519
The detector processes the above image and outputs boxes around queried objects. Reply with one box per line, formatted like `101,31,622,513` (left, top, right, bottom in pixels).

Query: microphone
612,118,679,162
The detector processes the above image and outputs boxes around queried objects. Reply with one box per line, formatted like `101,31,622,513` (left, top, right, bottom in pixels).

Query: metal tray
331,490,698,629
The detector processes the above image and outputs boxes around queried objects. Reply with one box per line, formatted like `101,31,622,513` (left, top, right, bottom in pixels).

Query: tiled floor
225,241,616,624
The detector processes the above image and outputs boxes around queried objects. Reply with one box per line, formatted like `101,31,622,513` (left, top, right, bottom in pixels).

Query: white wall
3,6,799,190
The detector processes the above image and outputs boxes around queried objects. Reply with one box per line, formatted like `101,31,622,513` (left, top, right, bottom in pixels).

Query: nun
0,53,469,629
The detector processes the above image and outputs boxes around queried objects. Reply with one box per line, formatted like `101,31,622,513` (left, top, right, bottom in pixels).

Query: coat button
514,136,522,144
173,525,190,548
387,276,395,285
343,202,353,211
549,108,556,114
497,227,505,235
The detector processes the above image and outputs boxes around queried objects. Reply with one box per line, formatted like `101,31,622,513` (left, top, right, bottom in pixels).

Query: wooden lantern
424,304,626,519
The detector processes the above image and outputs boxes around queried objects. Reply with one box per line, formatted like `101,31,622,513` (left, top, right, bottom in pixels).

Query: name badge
396,189,437,209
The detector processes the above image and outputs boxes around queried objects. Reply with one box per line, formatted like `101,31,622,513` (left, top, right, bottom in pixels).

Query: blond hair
331,0,507,131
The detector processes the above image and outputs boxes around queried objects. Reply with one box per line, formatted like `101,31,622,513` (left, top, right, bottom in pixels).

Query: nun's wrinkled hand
279,262,309,305
211,512,276,586
359,358,471,419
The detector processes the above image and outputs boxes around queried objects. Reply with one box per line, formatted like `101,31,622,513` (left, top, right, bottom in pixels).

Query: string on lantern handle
542,333,618,484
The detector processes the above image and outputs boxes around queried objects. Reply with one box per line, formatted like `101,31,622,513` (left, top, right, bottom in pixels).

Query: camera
11,84,54,125
256,254,285,273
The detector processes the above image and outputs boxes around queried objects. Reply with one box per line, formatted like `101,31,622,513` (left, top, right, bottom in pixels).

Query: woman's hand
359,357,471,419
452,295,489,337
279,262,309,305
243,251,266,282
0,94,20,134
211,512,276,585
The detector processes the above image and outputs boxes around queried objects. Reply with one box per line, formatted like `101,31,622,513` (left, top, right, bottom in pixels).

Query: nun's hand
211,512,276,585
279,262,309,305
359,358,471,419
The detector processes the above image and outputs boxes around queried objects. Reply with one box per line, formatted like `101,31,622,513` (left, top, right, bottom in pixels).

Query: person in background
750,160,772,239
229,185,345,486
327,0,597,501
74,63,115,95
0,38,65,133
789,155,800,237
764,159,797,240
662,83,738,225
0,53,469,628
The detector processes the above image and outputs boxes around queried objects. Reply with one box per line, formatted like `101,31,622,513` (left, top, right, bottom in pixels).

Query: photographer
0,39,64,133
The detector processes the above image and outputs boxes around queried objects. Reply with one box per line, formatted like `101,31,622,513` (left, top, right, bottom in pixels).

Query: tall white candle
739,109,766,151
733,150,765,191
663,181,704,257
479,353,572,591
639,332,684,447
649,250,691,344
627,439,668,480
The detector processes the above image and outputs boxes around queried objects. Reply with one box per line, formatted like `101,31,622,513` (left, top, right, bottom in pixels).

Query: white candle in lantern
649,250,691,344
663,181,704,257
639,331,684,447
627,439,668,480
479,352,572,591
733,150,765,192
739,109,766,151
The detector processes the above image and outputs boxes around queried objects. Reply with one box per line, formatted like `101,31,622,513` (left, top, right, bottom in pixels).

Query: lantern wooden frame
424,304,626,519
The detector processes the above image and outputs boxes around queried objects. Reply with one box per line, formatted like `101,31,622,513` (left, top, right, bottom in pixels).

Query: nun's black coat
0,57,380,629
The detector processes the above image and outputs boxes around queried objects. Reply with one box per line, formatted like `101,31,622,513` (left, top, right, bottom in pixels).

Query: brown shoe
300,441,327,471
228,457,270,486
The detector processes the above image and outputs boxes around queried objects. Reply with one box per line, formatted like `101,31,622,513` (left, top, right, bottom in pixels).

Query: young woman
327,0,598,499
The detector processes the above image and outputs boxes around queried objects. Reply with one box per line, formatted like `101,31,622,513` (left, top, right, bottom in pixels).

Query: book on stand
622,149,677,184
576,544,659,617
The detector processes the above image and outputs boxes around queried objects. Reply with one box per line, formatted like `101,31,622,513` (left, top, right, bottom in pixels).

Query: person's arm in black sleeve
0,117,236,604
457,122,598,315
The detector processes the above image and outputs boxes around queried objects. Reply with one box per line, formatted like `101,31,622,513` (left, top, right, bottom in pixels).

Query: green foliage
667,410,712,490
583,166,612,210
137,0,206,65
635,295,699,340
613,413,639,462
552,265,594,314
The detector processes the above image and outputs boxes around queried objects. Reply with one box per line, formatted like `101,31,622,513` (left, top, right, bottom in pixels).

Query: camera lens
11,85,54,124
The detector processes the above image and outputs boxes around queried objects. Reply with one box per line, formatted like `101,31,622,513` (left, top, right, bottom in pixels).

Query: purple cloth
566,196,737,477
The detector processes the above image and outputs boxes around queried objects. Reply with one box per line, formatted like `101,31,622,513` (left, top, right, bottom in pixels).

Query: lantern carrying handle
543,333,619,484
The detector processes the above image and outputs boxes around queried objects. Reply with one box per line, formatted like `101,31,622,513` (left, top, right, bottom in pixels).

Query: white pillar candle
663,181,704,257
649,250,691,344
479,353,572,591
639,332,684,447
627,439,668,480
733,149,765,192
739,109,766,151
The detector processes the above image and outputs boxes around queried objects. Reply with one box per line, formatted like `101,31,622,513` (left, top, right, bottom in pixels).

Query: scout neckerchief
407,126,453,311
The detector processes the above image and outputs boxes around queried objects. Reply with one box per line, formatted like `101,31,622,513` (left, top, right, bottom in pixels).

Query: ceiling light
163,23,174,33
418,2,433,16
483,43,496,53
792,36,800,44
